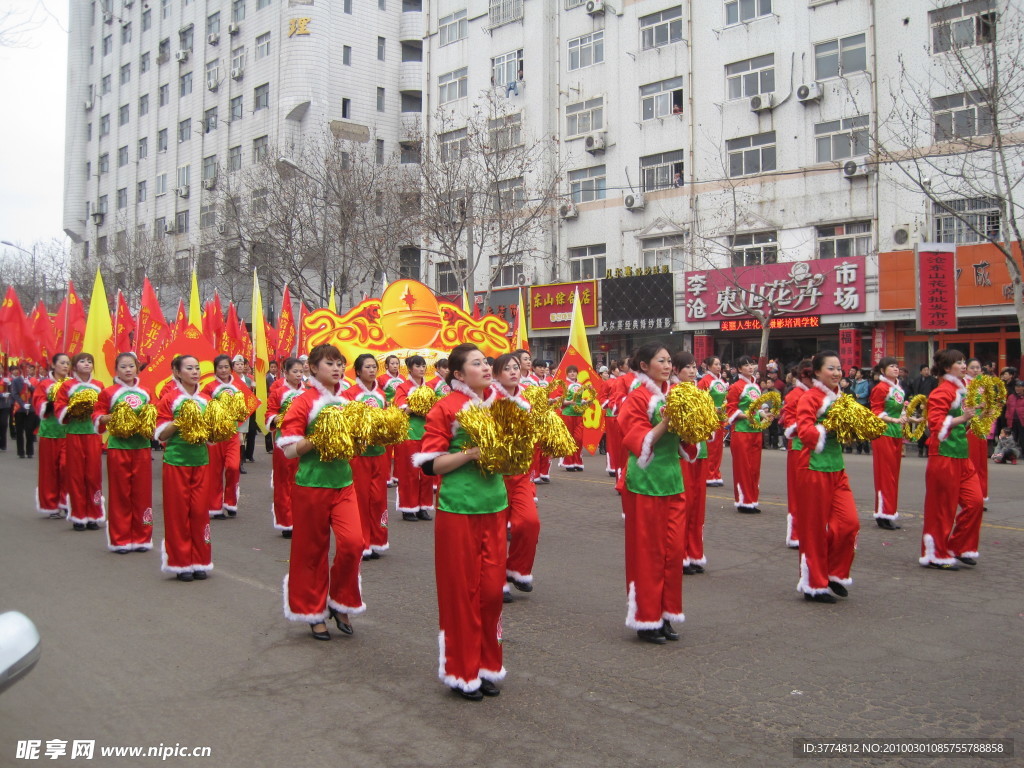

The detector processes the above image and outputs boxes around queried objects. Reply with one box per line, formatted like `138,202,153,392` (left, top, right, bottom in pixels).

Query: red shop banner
915,244,958,332
870,327,886,365
839,328,862,370
693,334,714,363
529,281,597,330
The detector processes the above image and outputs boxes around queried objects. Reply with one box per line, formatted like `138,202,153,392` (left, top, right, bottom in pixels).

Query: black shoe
503,590,513,603
369,551,381,560
310,623,331,641
637,629,668,644
804,592,837,603
246,457,255,463
540,477,550,484
226,508,237,517
660,621,680,641
115,548,128,554
737,506,760,514
86,521,99,530
176,572,194,582
926,562,960,571
452,686,484,702
329,608,354,635
682,565,697,575
691,564,705,574
192,570,208,580
956,556,977,566
282,530,292,539
417,509,433,521
72,523,86,531
509,577,533,593
212,513,227,520
479,680,500,697
402,512,418,522
607,471,616,477
828,581,848,597
239,467,248,474
876,518,901,530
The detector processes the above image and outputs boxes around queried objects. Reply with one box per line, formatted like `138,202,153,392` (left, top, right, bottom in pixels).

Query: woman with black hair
558,365,585,471
672,350,708,575
697,356,728,487
53,352,106,530
202,355,244,519
393,355,436,522
779,358,813,549
264,356,304,537
726,355,771,513
869,356,909,530
964,358,990,507
345,354,391,559
32,353,71,518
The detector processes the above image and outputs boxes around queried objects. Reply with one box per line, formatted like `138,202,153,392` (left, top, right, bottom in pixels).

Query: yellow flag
512,287,529,352
251,270,270,434
82,268,115,385
189,270,203,332
567,288,592,368
328,283,337,313
461,290,470,313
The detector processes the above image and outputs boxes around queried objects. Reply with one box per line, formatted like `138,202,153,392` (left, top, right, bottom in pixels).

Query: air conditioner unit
892,225,912,248
583,132,606,153
842,159,869,179
103,11,113,24
515,272,530,286
123,0,133,7
90,211,105,226
624,192,645,211
175,50,190,63
558,201,579,219
164,223,176,235
796,82,823,103
176,185,190,198
207,77,218,91
217,222,227,234
230,67,244,80
750,93,775,112
207,32,220,46
585,0,606,15
202,177,216,190
156,52,170,65
84,99,94,111
228,22,240,35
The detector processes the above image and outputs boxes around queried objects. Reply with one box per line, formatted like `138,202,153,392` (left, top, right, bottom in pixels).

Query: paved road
0,447,1021,767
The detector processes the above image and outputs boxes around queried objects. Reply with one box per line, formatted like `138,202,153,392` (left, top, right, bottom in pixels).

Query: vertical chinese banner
693,334,714,364
870,327,886,365
838,328,862,371
915,243,958,332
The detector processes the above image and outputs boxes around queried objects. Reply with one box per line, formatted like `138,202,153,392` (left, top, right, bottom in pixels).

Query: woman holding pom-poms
697,356,728,488
277,343,365,640
345,354,391,560
870,356,908,531
672,350,708,575
779,359,813,549
393,355,436,522
54,352,106,531
154,355,213,582
964,358,990,509
794,351,860,603
32,353,71,518
264,357,304,538
94,353,156,553
558,366,585,471
726,355,773,513
202,355,245,520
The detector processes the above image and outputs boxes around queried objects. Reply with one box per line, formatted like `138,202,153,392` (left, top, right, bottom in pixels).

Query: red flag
54,280,87,356
30,301,56,365
297,301,311,356
224,302,243,358
138,324,220,398
276,285,296,358
136,277,168,366
552,290,603,455
205,292,225,351
0,286,32,358
114,290,136,353
239,318,253,362
170,299,187,341
264,319,279,363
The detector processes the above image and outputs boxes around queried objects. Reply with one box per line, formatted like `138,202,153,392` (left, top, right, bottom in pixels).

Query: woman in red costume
964,358,990,510
393,355,436,522
697,356,728,488
779,359,813,549
726,356,772,513
54,353,105,531
264,357,304,538
202,355,244,519
33,353,70,518
345,354,391,560
870,356,909,531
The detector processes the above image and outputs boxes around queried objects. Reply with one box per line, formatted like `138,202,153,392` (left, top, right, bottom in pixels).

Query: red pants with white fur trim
351,454,389,554
271,446,297,531
921,455,983,565
395,438,435,513
529,445,551,480
106,448,153,551
435,509,507,692
605,416,622,475
680,458,707,566
706,429,725,483
968,433,989,501
206,438,240,515
36,436,68,514
285,484,364,621
558,414,583,469
66,433,104,524
794,468,859,594
872,435,903,520
622,488,685,629
729,430,762,509
161,463,211,573
504,474,540,582
785,442,805,547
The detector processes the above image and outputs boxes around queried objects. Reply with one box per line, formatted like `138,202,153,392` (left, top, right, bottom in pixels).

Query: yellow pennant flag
189,270,203,332
461,290,471,313
567,288,592,368
513,287,529,352
82,268,115,385
251,270,270,434
328,283,337,313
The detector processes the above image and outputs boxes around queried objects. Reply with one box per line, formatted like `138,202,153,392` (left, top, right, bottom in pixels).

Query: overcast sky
0,0,69,251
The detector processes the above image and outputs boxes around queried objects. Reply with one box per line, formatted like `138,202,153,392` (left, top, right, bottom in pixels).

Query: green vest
561,382,584,417
626,405,684,496
107,388,153,450
38,414,66,439
706,378,728,409
408,413,426,441
881,381,905,439
938,401,969,459
163,398,210,467
437,425,508,515
295,403,355,488
809,398,844,473
734,382,763,433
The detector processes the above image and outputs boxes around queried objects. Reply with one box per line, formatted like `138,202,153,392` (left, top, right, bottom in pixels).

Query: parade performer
415,343,508,700
618,344,685,644
94,353,155,553
378,354,405,486
602,365,636,481
697,356,728,487
794,351,860,603
202,355,245,519
965,358,990,508
264,357,304,538
779,359,812,549
278,343,365,640
870,357,908,530
154,355,213,582
529,358,555,483
726,356,772,513
54,353,105,531
33,353,70,518
673,351,708,575
920,349,984,570
393,355,435,522
345,354,391,559
558,366,585,471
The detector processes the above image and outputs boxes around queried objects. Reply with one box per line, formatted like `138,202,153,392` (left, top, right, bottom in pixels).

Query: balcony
399,61,423,92
399,10,423,42
400,113,421,141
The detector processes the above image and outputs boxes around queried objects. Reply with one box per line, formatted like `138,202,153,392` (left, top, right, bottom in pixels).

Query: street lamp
1,240,38,307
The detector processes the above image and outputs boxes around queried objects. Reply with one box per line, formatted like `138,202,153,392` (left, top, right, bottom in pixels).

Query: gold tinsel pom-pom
822,394,887,445
137,404,157,439
745,390,782,431
308,405,357,462
966,375,1007,440
522,385,553,416
458,401,535,475
407,386,439,417
339,400,375,457
568,383,598,416
664,384,721,444
205,397,240,443
369,407,411,447
107,402,159,439
219,390,251,423
47,379,66,403
536,410,577,458
175,399,211,444
902,394,927,441
67,389,99,420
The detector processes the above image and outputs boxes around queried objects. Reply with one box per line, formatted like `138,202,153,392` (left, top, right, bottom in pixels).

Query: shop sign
718,316,821,332
683,258,865,322
528,281,597,330
915,244,958,332
693,334,714,363
839,328,862,370
602,272,674,333
871,327,886,365
879,242,1019,311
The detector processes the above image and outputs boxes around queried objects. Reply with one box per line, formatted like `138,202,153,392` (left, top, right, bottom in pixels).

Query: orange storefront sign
879,243,1020,310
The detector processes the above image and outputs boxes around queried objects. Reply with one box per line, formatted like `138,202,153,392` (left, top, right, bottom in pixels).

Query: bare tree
88,214,177,308
0,238,74,309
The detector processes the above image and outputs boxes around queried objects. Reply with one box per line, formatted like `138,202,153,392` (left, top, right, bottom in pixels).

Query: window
231,45,245,70
118,145,129,167
341,98,351,118
726,54,774,99
119,104,130,126
204,106,218,132
399,247,421,280
933,197,1001,243
97,195,109,213
378,36,386,61
89,46,94,65
377,87,386,112
568,31,602,70
641,235,686,271
85,160,91,179
206,59,219,86
725,0,771,25
254,83,269,110
117,187,128,210
640,6,682,50
252,135,268,162
931,1,996,54
121,21,132,43
727,131,776,177
232,0,246,23
101,75,111,94
201,204,217,229
174,252,190,275
87,123,92,141
439,128,468,161
140,52,151,73
489,0,523,27
158,128,168,151
439,10,467,46
566,96,603,136
376,139,385,164
100,114,110,136
142,8,151,31
400,141,421,164
492,177,525,210
569,244,606,280
490,254,524,288
161,0,170,19
179,26,194,51
137,180,147,203
256,32,270,58
98,153,110,174
815,33,867,80
178,119,191,143
176,210,190,234
379,0,386,9
933,91,993,141
179,71,193,96
158,38,170,62
137,136,148,159
159,83,169,106
155,173,168,195
97,236,108,256
814,115,869,162
102,34,112,55
228,144,242,171
817,222,871,259
177,165,190,188
492,49,523,85
569,165,606,203
344,0,352,13
730,232,778,267
436,260,465,294
640,76,684,119
488,112,522,151
343,45,352,65
258,0,272,8
207,12,220,35
114,230,127,252
640,150,685,191
120,63,131,85
438,67,468,104
138,93,149,116
230,95,243,120
202,155,217,181
154,216,167,237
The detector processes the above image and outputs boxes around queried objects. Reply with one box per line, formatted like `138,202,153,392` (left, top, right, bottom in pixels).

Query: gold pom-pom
47,379,66,403
369,406,410,447
522,385,553,416
205,397,239,443
456,405,503,475
902,394,927,441
535,410,576,458
822,394,886,444
407,386,439,416
489,398,537,475
137,404,157,439
224,390,251,422
308,405,357,462
664,384,720,444
568,383,598,416
174,399,210,444
67,388,99,420
107,401,140,438
745,390,782,431
338,400,374,457
967,375,1006,439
